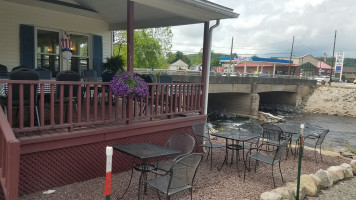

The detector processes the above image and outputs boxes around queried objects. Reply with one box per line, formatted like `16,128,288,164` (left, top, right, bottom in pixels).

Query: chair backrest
167,153,203,193
159,74,173,83
273,136,291,161
192,122,210,145
316,129,329,146
33,68,52,80
11,65,29,72
55,70,81,98
82,69,97,79
0,64,8,72
261,123,284,143
238,122,263,136
9,68,39,105
166,133,195,157
0,72,9,79
102,70,116,83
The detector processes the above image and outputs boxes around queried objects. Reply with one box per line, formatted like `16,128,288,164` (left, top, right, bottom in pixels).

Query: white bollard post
105,146,113,200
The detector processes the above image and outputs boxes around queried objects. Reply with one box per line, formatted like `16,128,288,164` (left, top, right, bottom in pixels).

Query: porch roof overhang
74,0,239,30
10,0,239,30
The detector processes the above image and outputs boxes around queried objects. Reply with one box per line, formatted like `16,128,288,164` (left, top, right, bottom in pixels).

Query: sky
171,0,356,58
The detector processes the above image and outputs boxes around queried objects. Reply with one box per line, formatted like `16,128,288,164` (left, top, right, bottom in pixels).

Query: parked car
189,64,217,74
314,76,330,82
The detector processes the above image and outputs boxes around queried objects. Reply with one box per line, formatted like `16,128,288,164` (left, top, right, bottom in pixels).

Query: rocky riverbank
302,86,356,117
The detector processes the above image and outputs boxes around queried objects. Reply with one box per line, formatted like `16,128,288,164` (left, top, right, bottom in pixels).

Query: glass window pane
37,30,59,54
70,34,88,57
70,57,89,74
37,54,60,77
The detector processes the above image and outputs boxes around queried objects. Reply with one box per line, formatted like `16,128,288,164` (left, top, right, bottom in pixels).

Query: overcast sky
171,0,355,58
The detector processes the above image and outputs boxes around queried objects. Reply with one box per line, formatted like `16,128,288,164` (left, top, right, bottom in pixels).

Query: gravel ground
19,138,348,200
307,176,356,200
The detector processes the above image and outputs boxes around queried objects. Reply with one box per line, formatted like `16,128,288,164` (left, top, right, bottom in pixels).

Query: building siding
0,0,112,70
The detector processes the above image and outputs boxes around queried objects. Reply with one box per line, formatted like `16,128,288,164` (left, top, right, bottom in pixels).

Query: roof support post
127,0,134,73
201,21,210,115
273,63,276,77
126,0,134,124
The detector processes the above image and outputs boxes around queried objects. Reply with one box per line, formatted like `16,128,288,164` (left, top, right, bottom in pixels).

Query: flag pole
296,124,304,200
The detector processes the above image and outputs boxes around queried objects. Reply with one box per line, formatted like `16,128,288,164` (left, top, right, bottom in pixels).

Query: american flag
324,53,328,62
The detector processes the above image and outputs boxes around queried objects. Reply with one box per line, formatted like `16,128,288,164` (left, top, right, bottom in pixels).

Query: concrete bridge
172,75,316,117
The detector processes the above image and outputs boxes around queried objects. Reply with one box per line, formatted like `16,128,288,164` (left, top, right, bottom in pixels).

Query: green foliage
317,57,356,68
102,55,125,73
344,142,356,154
113,27,173,70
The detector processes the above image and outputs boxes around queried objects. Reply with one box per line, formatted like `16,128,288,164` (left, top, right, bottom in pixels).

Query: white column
261,64,264,73
273,64,276,77
256,63,259,73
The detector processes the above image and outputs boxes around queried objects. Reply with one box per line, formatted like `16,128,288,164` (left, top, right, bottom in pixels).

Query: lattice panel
19,126,194,196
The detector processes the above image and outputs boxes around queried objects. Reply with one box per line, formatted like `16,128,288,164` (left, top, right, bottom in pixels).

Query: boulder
272,187,294,200
350,160,356,175
260,191,282,200
286,182,306,200
299,174,318,197
314,169,333,189
340,163,354,178
327,166,345,183
309,174,321,191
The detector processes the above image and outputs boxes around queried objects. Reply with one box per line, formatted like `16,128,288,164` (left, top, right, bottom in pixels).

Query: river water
211,113,356,152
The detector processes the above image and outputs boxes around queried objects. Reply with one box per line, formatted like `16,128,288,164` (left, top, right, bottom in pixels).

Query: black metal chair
0,64,8,73
146,153,203,200
303,128,329,163
192,122,224,170
244,135,291,187
0,72,9,79
82,69,97,81
233,123,263,154
261,123,290,158
155,132,195,172
100,70,116,104
0,68,40,126
55,70,81,122
159,74,173,83
33,68,52,80
11,65,29,72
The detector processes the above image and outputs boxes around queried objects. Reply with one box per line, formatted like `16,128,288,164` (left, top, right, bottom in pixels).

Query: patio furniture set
112,121,329,199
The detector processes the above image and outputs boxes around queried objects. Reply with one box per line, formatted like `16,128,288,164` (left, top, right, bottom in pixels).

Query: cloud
171,0,356,58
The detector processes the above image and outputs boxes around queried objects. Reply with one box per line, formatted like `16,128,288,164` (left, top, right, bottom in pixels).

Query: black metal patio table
212,129,260,176
113,142,180,199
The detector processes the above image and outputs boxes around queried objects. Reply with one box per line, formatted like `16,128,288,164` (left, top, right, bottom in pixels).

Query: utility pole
288,36,295,75
229,36,234,73
330,30,337,86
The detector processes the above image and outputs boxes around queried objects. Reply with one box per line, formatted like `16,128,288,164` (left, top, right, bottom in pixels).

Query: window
69,34,89,75
36,29,60,77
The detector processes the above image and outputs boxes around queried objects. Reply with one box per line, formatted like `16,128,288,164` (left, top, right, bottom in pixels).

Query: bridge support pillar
250,83,259,116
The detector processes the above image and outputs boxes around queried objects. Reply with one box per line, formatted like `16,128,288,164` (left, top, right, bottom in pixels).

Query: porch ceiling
73,0,239,30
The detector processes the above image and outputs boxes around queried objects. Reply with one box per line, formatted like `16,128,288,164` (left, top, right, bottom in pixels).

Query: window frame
67,32,92,75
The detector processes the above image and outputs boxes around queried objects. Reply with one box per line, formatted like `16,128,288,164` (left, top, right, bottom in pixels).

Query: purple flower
109,71,149,98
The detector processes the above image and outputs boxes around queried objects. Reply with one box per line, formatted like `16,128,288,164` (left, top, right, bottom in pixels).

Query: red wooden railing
0,106,20,200
0,80,203,133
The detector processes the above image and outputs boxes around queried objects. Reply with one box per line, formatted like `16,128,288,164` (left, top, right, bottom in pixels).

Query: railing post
7,140,20,200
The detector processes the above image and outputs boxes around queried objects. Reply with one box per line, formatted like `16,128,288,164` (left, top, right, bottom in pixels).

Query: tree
113,27,173,69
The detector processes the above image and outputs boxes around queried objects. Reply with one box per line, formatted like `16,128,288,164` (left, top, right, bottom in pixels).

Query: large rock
286,182,306,200
272,187,294,200
350,160,356,175
340,163,354,178
314,169,333,189
260,191,282,200
327,166,345,183
309,174,321,191
298,174,318,197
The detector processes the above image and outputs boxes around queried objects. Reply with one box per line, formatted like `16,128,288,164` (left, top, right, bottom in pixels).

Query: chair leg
314,145,318,163
278,161,284,183
320,145,323,161
272,164,276,187
190,188,193,200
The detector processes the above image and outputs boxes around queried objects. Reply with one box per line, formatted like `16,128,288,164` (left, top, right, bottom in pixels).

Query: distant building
343,67,356,81
168,59,188,70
